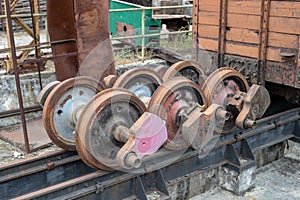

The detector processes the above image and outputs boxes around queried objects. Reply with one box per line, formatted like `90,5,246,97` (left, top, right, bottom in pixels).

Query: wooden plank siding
196,0,300,62
198,0,300,17
198,25,298,49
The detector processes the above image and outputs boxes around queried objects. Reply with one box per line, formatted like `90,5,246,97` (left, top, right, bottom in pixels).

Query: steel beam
1,108,299,199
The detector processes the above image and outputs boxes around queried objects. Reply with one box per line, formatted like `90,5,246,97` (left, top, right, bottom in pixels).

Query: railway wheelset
38,61,270,171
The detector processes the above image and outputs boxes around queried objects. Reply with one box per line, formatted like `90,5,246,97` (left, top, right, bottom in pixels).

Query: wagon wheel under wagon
202,67,250,133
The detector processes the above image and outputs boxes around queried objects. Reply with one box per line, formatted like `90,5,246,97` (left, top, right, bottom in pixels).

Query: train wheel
203,67,249,133
148,77,207,150
37,81,60,107
162,60,206,85
42,76,105,151
75,88,147,170
113,68,162,97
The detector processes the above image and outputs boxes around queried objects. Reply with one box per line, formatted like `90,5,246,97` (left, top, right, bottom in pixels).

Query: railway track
1,107,299,200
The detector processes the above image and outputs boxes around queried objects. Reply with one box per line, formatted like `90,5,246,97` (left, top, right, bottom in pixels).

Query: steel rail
0,108,299,199
0,150,76,183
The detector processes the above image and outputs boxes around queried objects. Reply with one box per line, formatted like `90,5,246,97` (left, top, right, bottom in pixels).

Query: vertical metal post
141,8,145,62
4,0,12,71
218,0,228,68
29,0,42,90
4,0,30,153
258,0,271,86
192,0,199,62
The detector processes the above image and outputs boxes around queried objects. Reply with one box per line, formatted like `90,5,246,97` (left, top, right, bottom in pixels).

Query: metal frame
1,108,299,199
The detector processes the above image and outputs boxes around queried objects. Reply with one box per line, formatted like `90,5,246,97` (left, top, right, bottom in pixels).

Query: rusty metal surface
203,67,270,133
218,0,228,67
0,150,95,199
73,0,115,83
148,77,207,150
224,54,300,90
4,0,42,73
265,62,297,88
75,88,147,170
113,68,162,102
104,75,118,88
162,60,207,85
37,81,60,107
47,0,79,81
154,65,169,80
3,0,30,153
113,68,162,88
202,67,249,133
223,54,257,84
257,0,271,85
192,0,199,61
235,85,271,129
182,104,229,150
297,38,300,89
42,77,105,151
2,107,299,199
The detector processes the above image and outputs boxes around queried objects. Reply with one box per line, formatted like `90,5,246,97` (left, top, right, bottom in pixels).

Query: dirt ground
0,138,59,165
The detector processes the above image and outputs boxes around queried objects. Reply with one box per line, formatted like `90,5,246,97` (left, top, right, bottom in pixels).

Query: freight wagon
192,0,300,105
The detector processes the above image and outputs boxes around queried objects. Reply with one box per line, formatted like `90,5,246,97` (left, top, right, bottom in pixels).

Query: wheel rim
43,76,105,151
148,77,207,150
162,60,206,85
203,67,249,133
113,68,162,98
75,88,147,170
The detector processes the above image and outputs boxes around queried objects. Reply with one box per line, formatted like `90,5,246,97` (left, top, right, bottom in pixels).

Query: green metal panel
110,0,161,47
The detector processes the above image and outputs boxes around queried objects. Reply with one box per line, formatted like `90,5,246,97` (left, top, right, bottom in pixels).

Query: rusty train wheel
148,77,207,150
75,88,147,170
42,76,105,151
203,67,249,133
162,60,206,85
37,81,61,107
113,68,162,98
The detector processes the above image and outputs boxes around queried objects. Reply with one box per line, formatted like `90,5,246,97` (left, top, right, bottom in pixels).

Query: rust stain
47,0,79,81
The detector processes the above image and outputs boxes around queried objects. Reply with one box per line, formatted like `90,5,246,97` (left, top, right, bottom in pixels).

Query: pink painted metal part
130,112,167,158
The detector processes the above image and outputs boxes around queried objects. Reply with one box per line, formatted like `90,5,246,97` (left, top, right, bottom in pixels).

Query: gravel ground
191,146,300,200
0,138,59,165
